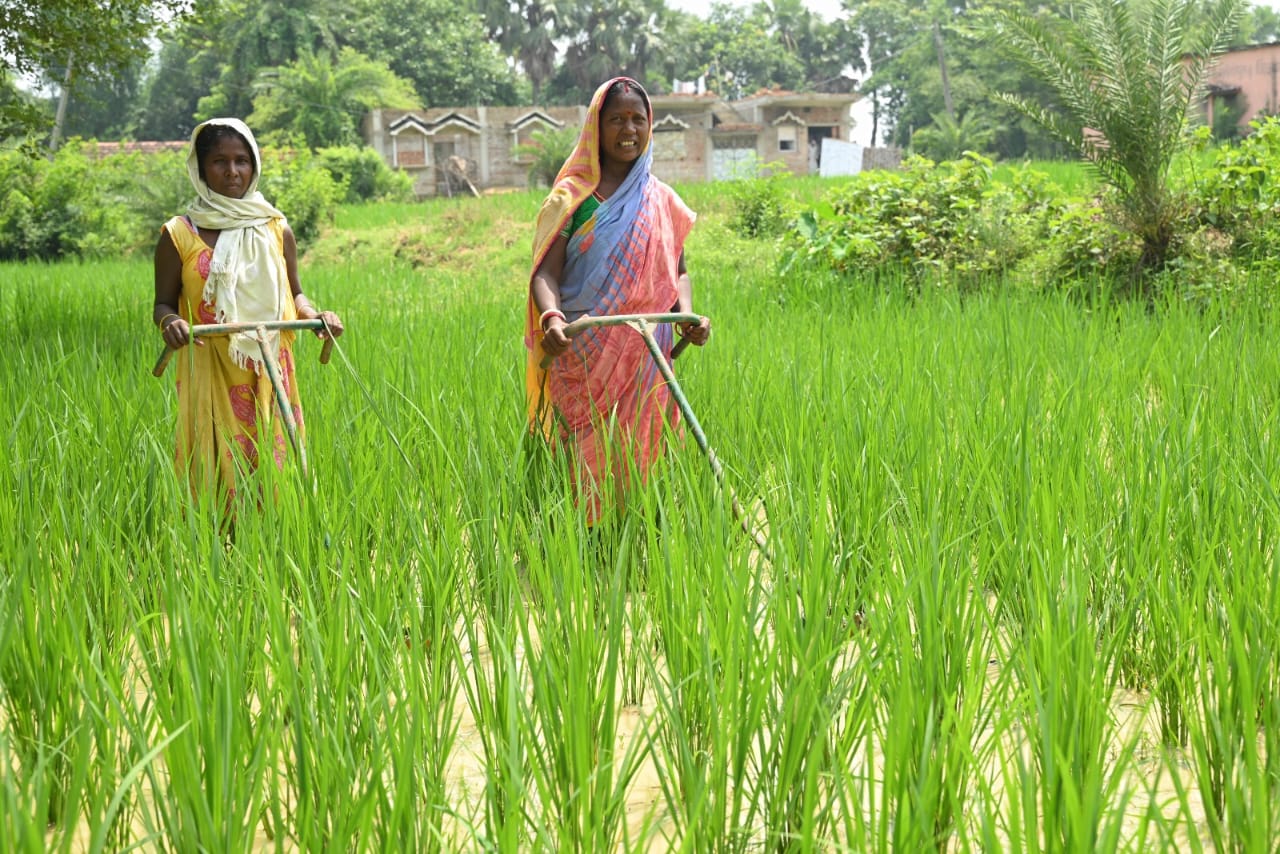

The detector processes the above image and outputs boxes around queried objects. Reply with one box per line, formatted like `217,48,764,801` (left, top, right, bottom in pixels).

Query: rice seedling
3,182,1280,851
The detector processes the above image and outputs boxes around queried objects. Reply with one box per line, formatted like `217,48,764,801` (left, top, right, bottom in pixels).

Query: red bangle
539,308,566,330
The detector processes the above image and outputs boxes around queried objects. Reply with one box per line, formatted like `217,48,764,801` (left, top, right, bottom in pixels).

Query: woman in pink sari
525,77,711,522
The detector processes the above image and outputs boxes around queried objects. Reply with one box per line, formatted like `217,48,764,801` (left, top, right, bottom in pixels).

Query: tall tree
991,0,1247,281
756,0,863,91
473,0,561,104
345,0,523,107
248,47,418,148
0,0,188,140
133,33,213,140
191,0,345,119
658,3,805,98
559,0,670,96
52,58,146,140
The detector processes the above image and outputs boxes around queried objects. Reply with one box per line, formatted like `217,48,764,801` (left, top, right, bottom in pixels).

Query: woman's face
201,134,255,199
599,90,650,168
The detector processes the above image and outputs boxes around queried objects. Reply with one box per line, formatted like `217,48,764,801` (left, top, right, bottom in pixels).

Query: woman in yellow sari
525,77,711,522
153,118,344,504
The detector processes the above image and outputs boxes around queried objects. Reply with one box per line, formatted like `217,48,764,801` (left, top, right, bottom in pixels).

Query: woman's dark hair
601,78,651,118
194,124,256,182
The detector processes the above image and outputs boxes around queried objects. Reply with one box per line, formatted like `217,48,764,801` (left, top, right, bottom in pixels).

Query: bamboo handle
153,346,176,378
152,319,334,377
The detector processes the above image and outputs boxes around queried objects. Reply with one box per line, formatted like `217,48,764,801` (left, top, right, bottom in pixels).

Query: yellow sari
164,215,302,502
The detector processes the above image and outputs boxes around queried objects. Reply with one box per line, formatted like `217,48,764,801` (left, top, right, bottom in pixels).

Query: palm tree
990,0,1245,284
911,110,998,162
249,48,418,149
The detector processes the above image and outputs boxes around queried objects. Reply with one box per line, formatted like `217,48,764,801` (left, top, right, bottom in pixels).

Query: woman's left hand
314,310,344,339
679,316,711,346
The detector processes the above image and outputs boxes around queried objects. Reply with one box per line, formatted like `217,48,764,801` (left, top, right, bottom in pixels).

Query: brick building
1202,42,1280,133
363,89,865,198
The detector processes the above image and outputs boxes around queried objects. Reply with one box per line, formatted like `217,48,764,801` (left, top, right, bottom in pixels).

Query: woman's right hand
541,317,571,358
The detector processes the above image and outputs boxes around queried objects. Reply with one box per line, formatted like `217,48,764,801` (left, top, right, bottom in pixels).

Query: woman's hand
315,310,344,339
542,316,571,358
159,314,202,349
678,316,711,346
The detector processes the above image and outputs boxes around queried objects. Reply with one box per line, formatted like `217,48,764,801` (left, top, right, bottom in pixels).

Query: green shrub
782,153,1053,288
1192,117,1280,262
727,163,793,239
258,146,345,245
316,145,414,203
514,127,578,188
0,144,138,261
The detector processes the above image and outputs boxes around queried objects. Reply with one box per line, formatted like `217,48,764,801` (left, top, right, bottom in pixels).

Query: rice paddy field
2,176,1280,852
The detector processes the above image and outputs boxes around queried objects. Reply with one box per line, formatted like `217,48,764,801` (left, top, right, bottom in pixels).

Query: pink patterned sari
524,77,696,521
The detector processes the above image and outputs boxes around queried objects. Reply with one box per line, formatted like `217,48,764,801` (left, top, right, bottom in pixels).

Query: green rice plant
0,727,60,853
1178,548,1280,851
512,511,652,851
988,554,1138,853
849,483,999,851
457,602,529,850
746,469,873,851
9,185,1280,851
0,564,95,836
642,462,772,851
129,549,280,852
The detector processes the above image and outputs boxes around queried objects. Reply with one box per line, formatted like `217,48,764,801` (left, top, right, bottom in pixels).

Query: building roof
735,88,861,109
84,140,187,158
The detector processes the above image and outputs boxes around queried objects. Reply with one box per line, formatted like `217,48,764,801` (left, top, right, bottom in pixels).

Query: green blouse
561,192,603,240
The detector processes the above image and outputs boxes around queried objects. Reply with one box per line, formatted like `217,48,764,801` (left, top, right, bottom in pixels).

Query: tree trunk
49,51,75,154
871,91,880,146
932,21,954,121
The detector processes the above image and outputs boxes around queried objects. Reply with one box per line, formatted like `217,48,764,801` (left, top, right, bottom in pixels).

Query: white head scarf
185,118,290,372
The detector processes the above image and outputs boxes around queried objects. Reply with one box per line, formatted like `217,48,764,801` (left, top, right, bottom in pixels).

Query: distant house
364,89,875,198
1201,42,1280,133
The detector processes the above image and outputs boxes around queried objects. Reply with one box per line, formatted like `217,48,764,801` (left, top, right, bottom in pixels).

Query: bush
0,140,347,259
782,153,1055,288
514,126,578,188
316,145,414,203
727,162,793,239
0,144,139,261
1192,117,1280,262
259,146,345,245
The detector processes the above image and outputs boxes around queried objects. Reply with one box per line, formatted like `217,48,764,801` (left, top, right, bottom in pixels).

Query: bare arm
672,250,710,346
532,234,571,357
153,226,200,349
284,225,343,338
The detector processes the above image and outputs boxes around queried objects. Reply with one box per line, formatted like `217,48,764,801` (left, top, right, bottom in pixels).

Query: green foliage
910,110,1000,162
1192,116,1280,263
0,0,187,138
347,0,523,107
782,153,1053,287
513,126,578,188
195,0,346,121
1209,95,1247,142
249,48,418,150
0,146,139,260
727,163,794,239
259,146,345,244
1035,193,1141,284
0,140,346,259
316,145,414,203
989,0,1248,287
